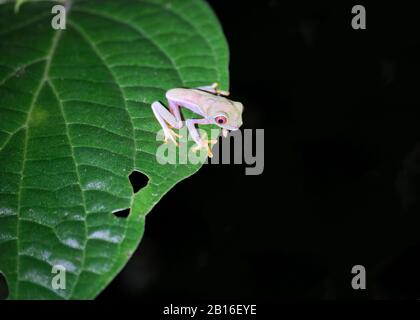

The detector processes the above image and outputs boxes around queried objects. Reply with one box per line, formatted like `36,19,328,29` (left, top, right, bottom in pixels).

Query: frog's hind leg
196,82,230,96
151,101,183,145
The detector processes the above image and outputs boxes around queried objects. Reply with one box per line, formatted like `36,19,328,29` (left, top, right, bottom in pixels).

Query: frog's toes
211,82,230,96
163,129,180,146
171,130,183,139
163,136,178,146
192,145,213,158
191,139,217,158
208,139,218,145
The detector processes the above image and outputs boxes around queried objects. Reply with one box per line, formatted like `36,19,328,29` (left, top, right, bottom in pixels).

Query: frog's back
166,88,223,114
166,88,214,102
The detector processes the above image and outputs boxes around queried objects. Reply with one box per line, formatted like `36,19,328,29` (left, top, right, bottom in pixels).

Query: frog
151,82,244,157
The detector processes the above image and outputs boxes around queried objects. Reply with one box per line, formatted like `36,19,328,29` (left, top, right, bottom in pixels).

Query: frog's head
210,100,244,132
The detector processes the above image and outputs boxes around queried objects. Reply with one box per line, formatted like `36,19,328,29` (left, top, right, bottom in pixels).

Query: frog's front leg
186,118,218,158
151,101,183,145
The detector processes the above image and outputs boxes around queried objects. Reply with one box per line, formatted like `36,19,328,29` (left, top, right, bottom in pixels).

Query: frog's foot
163,128,182,146
211,82,230,96
191,139,218,158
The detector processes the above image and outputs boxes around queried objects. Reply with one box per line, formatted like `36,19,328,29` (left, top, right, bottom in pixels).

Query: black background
98,0,420,300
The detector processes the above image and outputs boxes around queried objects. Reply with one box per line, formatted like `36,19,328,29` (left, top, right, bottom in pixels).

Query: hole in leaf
113,172,148,219
129,170,149,193
113,208,130,218
0,272,9,300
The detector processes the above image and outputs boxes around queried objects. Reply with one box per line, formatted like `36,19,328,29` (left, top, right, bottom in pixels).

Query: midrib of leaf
14,27,63,298
63,17,137,298
37,2,189,297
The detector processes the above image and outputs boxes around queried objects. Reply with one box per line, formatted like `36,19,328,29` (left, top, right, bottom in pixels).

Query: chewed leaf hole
113,171,148,218
129,170,149,193
113,208,130,218
0,272,8,300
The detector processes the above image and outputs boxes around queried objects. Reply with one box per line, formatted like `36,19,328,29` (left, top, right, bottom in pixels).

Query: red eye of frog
215,115,227,125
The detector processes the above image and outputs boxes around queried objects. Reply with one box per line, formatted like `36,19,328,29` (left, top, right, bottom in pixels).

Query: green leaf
0,0,229,299
14,0,25,12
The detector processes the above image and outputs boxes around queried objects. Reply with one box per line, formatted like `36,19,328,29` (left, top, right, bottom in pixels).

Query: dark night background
98,0,420,300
